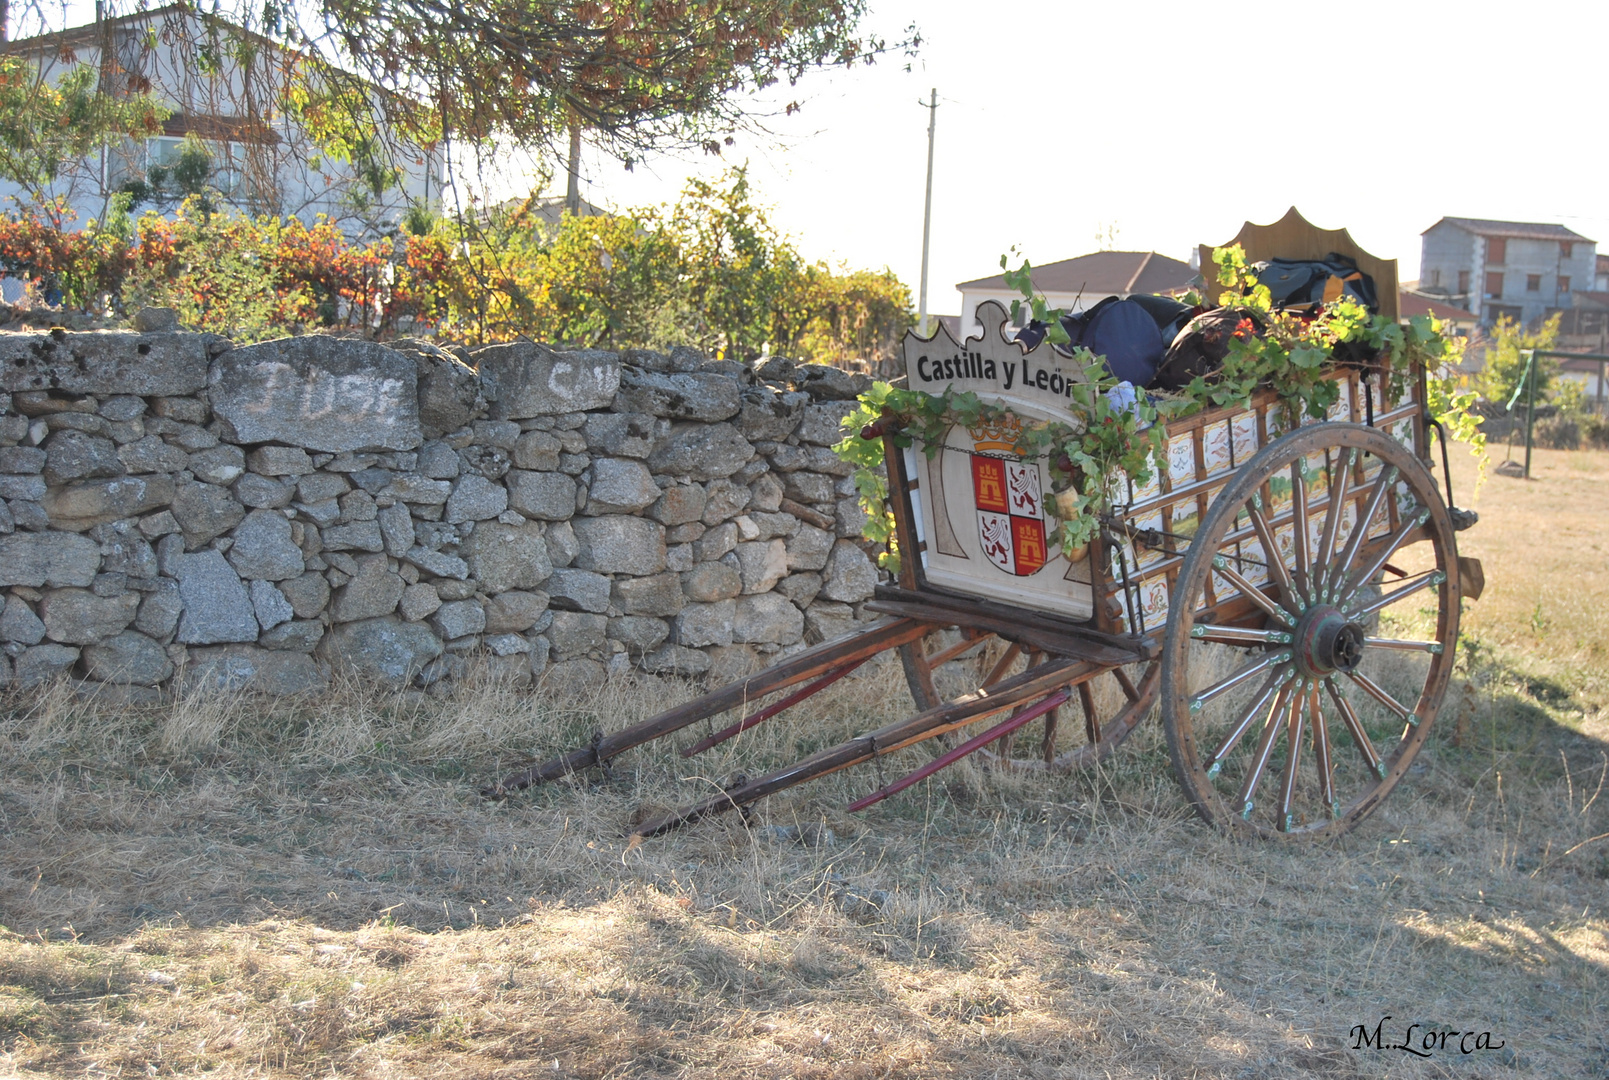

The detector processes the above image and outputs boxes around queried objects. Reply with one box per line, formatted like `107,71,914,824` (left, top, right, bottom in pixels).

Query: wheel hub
1293,606,1366,676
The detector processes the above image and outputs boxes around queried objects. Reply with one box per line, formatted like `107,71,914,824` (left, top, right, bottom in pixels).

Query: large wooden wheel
1160,422,1461,838
901,631,1159,772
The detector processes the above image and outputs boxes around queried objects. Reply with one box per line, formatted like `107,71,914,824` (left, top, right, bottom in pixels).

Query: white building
0,5,442,233
955,250,1196,338
1418,217,1595,327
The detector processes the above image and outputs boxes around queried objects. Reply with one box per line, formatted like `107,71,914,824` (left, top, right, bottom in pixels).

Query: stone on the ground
227,509,305,580
733,592,805,645
545,568,610,614
81,630,174,685
183,645,330,696
572,515,665,575
211,338,420,452
647,423,753,481
673,600,735,648
0,595,46,644
465,520,552,593
612,572,684,616
14,642,81,686
39,588,139,644
477,342,620,418
445,473,508,523
249,578,295,630
321,617,443,684
585,458,659,513
820,540,878,602
172,549,259,643
330,554,405,622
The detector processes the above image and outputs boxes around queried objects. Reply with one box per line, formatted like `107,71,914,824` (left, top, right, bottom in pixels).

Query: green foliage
671,167,792,358
1000,247,1072,345
836,243,1486,561
1475,314,1561,407
303,0,910,162
0,170,906,364
0,57,168,206
774,263,913,366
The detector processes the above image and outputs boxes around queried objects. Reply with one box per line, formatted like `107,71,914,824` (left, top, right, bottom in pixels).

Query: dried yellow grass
0,446,1606,1078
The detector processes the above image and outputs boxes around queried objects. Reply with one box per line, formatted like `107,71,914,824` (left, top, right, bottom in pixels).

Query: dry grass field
2,443,1607,1079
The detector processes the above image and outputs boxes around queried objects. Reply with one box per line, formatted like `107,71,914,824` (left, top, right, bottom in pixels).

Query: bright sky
553,0,1609,315
47,0,1609,312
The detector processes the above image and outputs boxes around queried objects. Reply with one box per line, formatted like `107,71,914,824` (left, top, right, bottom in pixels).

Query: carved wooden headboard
1199,206,1399,322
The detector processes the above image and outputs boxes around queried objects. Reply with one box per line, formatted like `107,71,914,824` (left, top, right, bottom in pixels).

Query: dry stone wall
0,325,883,701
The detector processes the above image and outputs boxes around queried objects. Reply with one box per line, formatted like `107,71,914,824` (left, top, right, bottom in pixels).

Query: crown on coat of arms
968,413,1025,455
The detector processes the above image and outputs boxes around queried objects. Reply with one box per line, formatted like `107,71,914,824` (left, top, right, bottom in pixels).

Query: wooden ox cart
490,212,1481,842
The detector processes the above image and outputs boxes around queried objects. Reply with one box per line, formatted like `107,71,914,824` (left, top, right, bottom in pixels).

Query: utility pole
918,88,937,337
565,122,582,216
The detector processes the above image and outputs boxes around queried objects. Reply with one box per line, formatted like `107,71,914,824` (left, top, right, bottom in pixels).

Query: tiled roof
1425,217,1593,243
958,251,1195,296
1399,291,1476,322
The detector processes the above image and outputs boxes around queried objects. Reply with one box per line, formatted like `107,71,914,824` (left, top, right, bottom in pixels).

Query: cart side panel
897,300,1097,621
1105,368,1427,632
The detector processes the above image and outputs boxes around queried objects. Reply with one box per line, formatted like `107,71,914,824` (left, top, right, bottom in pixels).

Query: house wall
1421,222,1597,326
0,12,441,236
1418,223,1479,313
1482,237,1596,326
0,329,882,699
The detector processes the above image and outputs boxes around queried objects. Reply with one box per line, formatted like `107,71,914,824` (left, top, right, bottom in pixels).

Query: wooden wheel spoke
1326,467,1397,594
1312,448,1354,598
1112,666,1140,703
1346,569,1444,620
1277,684,1308,831
1363,637,1444,655
1190,648,1292,712
1246,497,1300,606
1324,677,1386,780
1309,682,1337,815
1343,669,1418,726
1340,506,1432,600
1041,703,1061,763
1234,683,1294,818
1191,624,1294,646
982,643,1023,688
1078,680,1100,744
1204,669,1290,772
1208,555,1294,626
1291,463,1312,597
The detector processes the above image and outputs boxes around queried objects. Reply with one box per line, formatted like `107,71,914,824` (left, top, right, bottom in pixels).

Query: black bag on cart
1251,254,1379,312
1017,295,1187,385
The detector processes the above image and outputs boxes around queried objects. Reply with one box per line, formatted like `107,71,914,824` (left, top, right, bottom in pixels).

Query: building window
1485,271,1504,298
1559,275,1572,294
1428,269,1441,287
1458,270,1470,294
1562,242,1574,258
1527,274,1542,292
1487,237,1507,264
